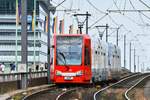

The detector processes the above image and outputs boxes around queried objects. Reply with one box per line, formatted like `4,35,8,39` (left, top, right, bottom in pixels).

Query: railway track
125,74,150,100
23,85,82,100
23,85,63,100
55,86,99,100
55,72,135,100
94,73,150,100
23,85,98,100
22,73,135,100
55,87,81,100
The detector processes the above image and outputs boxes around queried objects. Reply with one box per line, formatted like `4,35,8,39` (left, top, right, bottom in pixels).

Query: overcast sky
51,0,150,72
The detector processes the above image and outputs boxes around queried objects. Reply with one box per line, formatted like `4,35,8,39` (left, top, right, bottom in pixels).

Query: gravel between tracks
126,76,150,100
57,87,98,100
94,73,149,100
24,87,70,100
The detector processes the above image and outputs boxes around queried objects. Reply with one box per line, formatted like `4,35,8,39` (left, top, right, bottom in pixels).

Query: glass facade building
0,0,51,71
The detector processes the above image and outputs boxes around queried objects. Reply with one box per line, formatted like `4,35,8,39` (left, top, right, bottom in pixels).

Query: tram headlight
76,71,83,76
56,70,62,76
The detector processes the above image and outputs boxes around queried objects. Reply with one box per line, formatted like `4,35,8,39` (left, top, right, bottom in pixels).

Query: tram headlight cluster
76,71,83,76
56,70,62,76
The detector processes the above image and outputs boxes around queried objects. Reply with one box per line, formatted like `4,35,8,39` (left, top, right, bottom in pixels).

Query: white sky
51,0,150,72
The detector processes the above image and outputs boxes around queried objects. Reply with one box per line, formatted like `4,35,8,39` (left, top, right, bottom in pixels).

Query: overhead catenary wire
55,0,67,8
78,0,80,11
110,0,143,26
109,0,147,63
121,27,143,48
107,18,123,41
140,12,150,21
128,0,148,26
52,0,72,14
121,13,143,26
107,14,129,37
51,0,69,10
108,0,150,26
122,0,127,15
119,0,123,9
108,29,118,37
108,14,119,26
128,0,136,9
124,0,127,11
112,0,122,13
86,0,106,14
110,0,145,26
95,27,106,39
53,0,149,45
88,13,108,29
138,12,146,25
138,0,150,9
105,1,146,44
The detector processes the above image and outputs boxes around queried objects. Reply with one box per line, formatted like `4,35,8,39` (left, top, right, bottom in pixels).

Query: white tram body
91,39,121,82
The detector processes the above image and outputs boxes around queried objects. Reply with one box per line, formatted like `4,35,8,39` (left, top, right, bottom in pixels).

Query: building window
0,51,39,56
0,0,15,14
0,40,41,47
0,0,39,15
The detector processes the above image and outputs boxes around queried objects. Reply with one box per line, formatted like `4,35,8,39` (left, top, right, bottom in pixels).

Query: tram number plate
64,76,73,80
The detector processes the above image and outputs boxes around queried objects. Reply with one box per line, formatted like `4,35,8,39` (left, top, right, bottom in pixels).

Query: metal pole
138,56,139,72
142,62,144,72
134,48,136,72
106,24,108,42
21,0,27,89
86,11,88,34
15,0,18,71
129,42,131,71
143,62,145,72
140,63,142,72
33,0,36,71
74,12,91,34
79,25,83,34
116,28,119,46
47,12,50,83
124,35,126,68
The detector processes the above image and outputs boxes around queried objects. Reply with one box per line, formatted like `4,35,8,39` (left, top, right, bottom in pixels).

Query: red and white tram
50,34,92,84
50,34,121,84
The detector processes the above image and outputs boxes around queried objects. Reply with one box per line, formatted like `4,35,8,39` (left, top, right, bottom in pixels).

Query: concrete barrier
0,71,48,94
0,77,48,94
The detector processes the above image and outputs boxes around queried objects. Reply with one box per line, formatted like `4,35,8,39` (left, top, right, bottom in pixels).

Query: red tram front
50,34,92,84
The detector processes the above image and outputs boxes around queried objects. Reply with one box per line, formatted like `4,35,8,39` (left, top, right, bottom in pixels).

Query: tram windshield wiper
57,50,69,70
57,51,66,65
58,52,66,64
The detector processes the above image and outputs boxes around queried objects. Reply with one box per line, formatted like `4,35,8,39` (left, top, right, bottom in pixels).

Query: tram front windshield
56,36,82,65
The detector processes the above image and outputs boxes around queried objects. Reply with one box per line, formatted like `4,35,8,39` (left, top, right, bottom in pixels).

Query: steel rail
93,73,139,100
124,74,150,100
22,84,56,100
56,87,80,100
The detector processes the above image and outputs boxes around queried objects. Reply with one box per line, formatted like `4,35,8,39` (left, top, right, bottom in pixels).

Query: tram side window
85,47,90,66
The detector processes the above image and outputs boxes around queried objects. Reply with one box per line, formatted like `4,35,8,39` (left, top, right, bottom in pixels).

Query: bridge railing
0,71,47,82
